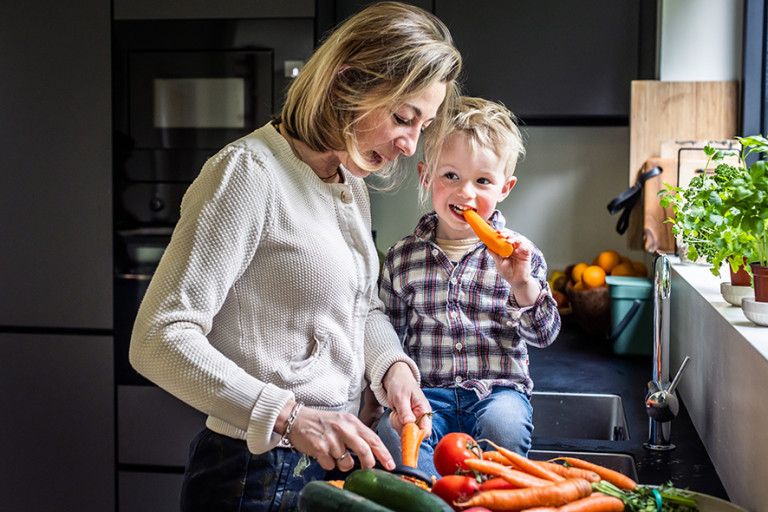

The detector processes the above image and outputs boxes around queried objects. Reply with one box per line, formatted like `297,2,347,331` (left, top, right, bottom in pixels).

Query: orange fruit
572,280,586,291
610,262,635,277
596,250,621,274
619,255,632,265
632,261,648,278
582,265,607,289
552,291,568,308
571,262,588,284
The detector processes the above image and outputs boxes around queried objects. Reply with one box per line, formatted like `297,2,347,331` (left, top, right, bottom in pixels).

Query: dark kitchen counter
529,318,729,499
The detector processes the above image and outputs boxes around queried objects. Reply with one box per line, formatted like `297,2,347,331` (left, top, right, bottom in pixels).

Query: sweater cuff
245,383,295,454
369,354,420,409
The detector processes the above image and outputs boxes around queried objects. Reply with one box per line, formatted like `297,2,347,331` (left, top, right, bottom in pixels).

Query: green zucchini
343,468,453,512
297,480,396,512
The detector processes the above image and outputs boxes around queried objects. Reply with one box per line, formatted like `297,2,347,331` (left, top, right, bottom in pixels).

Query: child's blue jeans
377,386,533,479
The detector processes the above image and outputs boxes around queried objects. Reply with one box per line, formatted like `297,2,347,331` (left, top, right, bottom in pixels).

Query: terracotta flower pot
730,259,752,287
750,262,768,302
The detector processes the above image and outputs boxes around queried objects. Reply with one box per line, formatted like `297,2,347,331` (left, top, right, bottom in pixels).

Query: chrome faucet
644,251,690,451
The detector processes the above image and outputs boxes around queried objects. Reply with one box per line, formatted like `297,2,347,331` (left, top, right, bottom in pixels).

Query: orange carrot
401,422,428,468
551,457,637,491
483,450,514,466
480,477,519,491
536,461,601,483
463,209,514,257
455,478,593,510
556,493,625,512
481,440,565,482
463,459,552,488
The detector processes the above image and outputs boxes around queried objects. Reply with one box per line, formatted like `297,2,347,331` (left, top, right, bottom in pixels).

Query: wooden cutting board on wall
626,80,738,251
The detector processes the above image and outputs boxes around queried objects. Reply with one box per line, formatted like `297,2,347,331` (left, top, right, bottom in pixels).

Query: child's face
422,132,516,240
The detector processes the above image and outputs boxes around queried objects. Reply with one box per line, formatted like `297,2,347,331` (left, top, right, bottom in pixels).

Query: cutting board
626,80,738,251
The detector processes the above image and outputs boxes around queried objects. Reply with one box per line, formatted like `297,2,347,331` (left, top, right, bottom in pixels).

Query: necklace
280,124,341,183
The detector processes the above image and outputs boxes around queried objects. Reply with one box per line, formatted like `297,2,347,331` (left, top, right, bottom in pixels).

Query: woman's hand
489,232,541,307
285,405,396,472
382,362,432,439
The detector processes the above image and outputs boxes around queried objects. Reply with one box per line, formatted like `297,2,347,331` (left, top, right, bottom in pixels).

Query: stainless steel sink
529,450,638,482
530,391,630,441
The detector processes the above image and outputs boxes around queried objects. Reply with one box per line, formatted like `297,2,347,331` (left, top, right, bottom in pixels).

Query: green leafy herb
593,480,698,512
658,135,768,279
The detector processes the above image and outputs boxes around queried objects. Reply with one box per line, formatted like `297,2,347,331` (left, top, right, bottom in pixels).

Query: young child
377,96,561,478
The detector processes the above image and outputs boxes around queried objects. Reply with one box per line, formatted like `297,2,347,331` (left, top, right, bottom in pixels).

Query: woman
129,2,462,510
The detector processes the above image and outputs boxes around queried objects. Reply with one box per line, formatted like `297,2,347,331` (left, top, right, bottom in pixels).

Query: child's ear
498,176,517,201
417,162,428,189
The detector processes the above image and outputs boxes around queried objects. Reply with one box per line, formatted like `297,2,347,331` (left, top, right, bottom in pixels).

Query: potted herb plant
659,135,768,304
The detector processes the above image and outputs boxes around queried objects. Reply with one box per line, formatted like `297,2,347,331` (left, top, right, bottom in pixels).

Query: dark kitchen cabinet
0,0,112,330
435,0,656,125
113,0,314,20
0,0,114,510
0,333,114,511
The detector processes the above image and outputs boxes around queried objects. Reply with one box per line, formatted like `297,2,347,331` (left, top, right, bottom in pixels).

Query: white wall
659,0,743,82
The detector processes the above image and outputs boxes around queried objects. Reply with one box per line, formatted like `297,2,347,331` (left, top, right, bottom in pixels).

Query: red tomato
430,475,480,511
479,477,516,491
433,432,483,476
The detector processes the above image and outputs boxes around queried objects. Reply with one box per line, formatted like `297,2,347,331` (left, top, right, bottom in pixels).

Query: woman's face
338,81,447,178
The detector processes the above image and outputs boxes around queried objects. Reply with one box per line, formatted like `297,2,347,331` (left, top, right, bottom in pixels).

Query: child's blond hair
419,96,525,207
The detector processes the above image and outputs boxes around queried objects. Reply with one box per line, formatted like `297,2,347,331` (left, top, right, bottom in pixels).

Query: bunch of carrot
452,440,637,512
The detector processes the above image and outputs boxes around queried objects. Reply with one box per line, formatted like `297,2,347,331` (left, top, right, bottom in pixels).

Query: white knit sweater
129,123,418,454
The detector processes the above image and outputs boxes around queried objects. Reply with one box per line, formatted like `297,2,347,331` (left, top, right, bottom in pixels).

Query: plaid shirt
380,211,560,399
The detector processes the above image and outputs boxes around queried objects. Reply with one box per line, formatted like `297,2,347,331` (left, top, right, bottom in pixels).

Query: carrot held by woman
401,417,429,468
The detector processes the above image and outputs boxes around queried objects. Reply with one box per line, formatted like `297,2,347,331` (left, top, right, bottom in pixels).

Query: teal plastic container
606,276,653,356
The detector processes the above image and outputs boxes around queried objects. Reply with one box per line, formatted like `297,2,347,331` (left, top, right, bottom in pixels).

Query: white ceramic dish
720,282,754,306
647,486,748,512
688,491,748,512
741,297,768,326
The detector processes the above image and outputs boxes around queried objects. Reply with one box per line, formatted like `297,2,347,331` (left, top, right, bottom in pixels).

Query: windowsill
669,256,768,511
671,257,768,360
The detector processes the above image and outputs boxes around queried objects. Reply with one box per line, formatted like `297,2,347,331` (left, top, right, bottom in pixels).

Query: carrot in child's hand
551,457,637,491
480,439,565,482
401,421,428,468
463,459,551,488
555,492,625,512
463,209,514,257
454,478,593,510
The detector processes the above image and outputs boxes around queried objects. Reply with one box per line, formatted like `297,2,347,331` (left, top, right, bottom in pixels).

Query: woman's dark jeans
180,429,327,512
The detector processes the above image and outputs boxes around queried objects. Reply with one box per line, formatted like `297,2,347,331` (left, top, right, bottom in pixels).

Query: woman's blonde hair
280,1,462,182
419,96,525,207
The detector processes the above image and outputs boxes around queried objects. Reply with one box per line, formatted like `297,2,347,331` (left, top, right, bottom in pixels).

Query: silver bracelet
278,401,303,447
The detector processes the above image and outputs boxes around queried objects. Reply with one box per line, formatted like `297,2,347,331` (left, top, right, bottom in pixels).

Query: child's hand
488,231,541,307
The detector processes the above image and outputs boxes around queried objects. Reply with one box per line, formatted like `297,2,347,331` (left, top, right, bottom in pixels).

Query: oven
113,20,275,385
